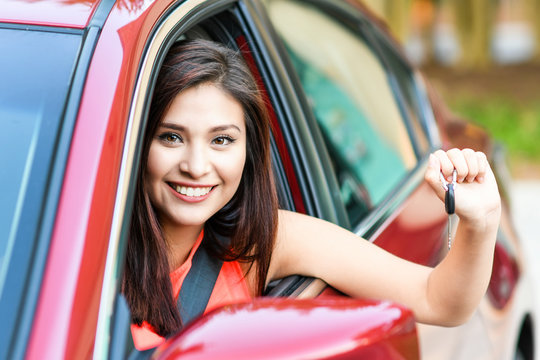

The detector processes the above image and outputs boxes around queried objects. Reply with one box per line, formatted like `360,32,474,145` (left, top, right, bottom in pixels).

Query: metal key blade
441,170,457,249
448,215,452,249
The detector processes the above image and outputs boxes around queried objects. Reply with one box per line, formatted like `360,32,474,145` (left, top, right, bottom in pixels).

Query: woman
123,39,501,351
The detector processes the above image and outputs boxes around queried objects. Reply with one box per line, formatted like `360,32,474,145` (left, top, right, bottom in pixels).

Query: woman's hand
270,148,503,327
424,149,501,232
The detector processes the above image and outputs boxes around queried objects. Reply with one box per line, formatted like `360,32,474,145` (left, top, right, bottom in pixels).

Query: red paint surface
374,182,447,267
25,0,175,358
488,242,520,309
0,0,99,28
156,298,419,359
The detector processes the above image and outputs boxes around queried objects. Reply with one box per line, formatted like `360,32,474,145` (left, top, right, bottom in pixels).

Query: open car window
106,3,302,356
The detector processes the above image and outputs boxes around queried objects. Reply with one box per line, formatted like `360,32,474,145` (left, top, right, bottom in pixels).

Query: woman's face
146,83,247,230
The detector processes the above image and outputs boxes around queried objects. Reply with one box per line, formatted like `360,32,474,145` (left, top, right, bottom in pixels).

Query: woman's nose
178,145,210,178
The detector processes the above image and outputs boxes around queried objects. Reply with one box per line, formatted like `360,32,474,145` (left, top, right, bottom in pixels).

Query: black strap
129,239,224,359
177,240,223,327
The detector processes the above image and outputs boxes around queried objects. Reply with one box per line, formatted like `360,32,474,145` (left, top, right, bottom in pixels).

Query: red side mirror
153,297,419,359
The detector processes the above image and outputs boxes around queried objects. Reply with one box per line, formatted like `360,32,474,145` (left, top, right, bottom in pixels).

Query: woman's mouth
175,185,213,197
167,183,215,201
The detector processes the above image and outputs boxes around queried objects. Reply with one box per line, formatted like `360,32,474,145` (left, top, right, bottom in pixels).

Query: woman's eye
213,136,234,146
158,133,182,144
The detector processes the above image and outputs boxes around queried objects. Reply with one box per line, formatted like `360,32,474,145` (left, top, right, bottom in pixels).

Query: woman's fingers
426,148,500,225
425,153,446,200
446,148,469,182
433,149,454,181
461,148,478,182
475,151,488,183
433,148,488,184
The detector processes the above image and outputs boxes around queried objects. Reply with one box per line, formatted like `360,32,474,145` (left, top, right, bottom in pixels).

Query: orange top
131,231,252,351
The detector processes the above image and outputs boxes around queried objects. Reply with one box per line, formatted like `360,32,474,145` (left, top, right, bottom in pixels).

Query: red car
0,0,535,359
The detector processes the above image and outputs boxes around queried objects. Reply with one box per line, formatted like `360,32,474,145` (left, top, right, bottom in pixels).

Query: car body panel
372,181,446,267
157,298,419,360
25,1,173,358
0,0,101,28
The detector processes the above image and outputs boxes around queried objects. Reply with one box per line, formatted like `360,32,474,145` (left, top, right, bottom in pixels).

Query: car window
0,28,81,296
374,33,430,155
267,0,417,225
104,5,303,356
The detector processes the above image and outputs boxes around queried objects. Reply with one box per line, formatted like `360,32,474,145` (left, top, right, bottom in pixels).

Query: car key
440,170,457,249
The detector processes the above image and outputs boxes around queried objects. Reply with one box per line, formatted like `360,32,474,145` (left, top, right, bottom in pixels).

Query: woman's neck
161,221,204,270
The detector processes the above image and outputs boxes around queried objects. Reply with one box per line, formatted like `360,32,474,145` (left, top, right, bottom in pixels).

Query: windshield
0,27,81,296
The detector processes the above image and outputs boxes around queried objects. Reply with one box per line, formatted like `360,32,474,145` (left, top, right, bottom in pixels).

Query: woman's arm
268,149,501,326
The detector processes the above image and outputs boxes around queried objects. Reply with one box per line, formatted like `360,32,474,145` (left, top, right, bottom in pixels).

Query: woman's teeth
175,185,212,197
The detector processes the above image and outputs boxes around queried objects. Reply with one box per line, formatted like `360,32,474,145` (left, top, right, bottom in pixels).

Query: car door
265,0,443,257
84,0,420,357
81,0,307,357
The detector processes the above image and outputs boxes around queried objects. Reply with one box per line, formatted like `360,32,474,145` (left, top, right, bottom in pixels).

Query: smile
174,185,213,197
167,182,215,201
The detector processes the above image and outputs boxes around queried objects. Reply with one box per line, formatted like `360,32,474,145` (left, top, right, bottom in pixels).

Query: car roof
0,0,103,29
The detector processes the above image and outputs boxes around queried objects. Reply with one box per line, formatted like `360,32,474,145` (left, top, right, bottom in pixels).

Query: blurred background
363,0,540,179
362,0,540,312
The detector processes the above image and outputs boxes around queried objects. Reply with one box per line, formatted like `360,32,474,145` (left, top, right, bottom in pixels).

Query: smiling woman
123,38,502,353
123,40,279,349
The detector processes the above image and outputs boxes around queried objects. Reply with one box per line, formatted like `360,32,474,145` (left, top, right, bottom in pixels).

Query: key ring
439,169,457,192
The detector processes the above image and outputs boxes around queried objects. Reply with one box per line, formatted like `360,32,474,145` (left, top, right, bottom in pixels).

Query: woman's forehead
160,83,246,131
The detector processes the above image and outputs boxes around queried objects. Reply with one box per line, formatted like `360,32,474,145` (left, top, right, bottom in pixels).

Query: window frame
95,0,305,355
261,0,441,238
0,23,98,359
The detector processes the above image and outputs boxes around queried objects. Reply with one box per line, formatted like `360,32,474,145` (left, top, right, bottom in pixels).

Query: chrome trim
92,0,208,357
294,278,327,299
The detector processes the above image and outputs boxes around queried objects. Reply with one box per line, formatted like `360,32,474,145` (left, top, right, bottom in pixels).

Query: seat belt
129,235,225,360
177,237,224,326
129,237,223,360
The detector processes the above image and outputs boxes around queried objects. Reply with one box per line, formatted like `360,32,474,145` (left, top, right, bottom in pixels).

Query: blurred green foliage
449,96,540,162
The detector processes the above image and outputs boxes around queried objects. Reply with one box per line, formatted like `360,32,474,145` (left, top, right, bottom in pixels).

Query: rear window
267,0,417,224
0,27,81,296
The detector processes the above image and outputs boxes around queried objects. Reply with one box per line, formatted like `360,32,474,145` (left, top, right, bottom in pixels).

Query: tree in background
525,0,540,60
447,0,496,68
362,0,413,44
363,0,538,67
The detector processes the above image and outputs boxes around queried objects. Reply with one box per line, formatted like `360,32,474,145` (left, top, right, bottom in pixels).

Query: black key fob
445,183,455,215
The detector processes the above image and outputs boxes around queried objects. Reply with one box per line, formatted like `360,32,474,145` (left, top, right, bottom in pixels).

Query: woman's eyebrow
210,125,242,133
159,122,185,131
158,123,241,132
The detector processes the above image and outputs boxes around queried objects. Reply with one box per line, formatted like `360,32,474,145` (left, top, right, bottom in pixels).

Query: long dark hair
122,39,278,336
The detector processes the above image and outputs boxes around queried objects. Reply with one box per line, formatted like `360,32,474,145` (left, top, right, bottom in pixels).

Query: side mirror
153,297,419,359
